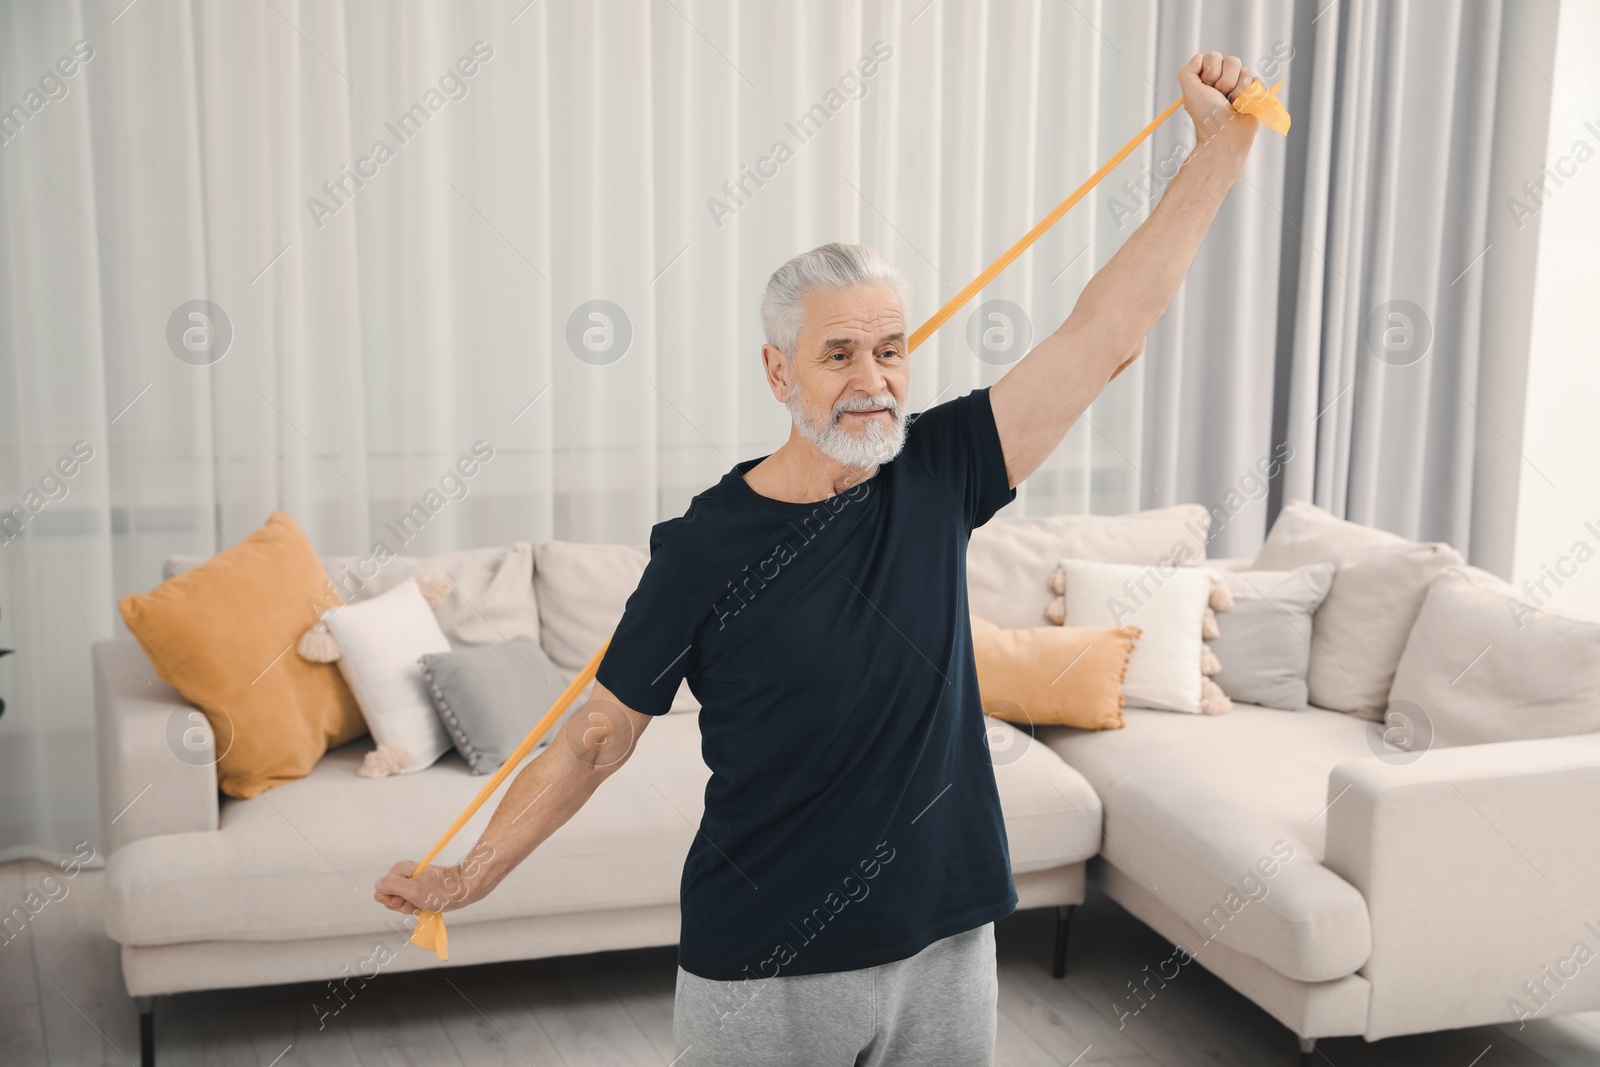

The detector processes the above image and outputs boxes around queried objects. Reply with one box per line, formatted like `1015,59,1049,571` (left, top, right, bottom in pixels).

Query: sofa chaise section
1040,704,1378,1039
1324,731,1600,1040
1043,702,1600,1044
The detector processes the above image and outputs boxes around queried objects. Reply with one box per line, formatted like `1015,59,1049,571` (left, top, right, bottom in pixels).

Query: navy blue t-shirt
594,386,1019,981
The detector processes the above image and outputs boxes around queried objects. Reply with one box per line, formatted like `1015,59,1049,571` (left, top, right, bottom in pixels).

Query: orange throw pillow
119,512,366,798
970,613,1139,731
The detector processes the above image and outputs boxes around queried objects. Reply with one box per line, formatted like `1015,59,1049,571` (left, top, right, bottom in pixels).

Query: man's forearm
446,701,626,903
1066,123,1253,360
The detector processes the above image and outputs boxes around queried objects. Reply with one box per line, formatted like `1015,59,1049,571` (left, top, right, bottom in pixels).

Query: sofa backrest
966,504,1211,629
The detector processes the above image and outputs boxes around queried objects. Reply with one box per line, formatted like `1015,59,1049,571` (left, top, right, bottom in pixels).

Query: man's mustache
832,394,900,423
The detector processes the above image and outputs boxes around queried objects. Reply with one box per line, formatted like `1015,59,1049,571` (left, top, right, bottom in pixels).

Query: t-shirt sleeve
593,532,700,717
901,385,1017,530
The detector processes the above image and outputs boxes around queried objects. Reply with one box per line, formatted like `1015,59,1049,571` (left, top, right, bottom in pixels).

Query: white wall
1511,0,1600,617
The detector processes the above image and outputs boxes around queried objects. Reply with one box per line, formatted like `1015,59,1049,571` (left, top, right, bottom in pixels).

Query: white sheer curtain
0,0,1299,863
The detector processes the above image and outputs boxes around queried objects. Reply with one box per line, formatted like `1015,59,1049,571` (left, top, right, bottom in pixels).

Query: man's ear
761,343,792,402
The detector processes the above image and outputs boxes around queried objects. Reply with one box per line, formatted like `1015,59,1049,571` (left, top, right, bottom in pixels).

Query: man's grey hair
760,243,912,359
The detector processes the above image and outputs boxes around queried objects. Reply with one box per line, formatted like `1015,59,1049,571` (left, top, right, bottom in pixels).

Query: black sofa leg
1297,1035,1315,1066
136,995,156,1067
1052,904,1076,978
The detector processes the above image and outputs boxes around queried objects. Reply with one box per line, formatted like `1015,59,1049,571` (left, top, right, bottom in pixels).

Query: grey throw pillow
1209,564,1336,710
419,636,571,774
1251,502,1464,717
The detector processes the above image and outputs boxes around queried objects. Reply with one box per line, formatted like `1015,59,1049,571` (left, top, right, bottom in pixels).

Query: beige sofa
96,505,1600,1066
93,541,1104,1067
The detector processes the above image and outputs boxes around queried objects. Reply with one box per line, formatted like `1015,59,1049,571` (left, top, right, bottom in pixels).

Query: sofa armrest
1323,733,1600,1040
93,640,219,854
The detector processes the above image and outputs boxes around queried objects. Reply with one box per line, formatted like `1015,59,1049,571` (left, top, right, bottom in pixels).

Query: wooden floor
4,857,1599,1066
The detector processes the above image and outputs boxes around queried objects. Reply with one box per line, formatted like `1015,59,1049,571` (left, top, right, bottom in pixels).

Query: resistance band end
1233,80,1291,136
410,909,449,961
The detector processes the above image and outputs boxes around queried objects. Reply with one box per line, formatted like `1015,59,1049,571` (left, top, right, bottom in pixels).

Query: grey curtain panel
1267,0,1555,561
1139,0,1554,563
1139,0,1561,563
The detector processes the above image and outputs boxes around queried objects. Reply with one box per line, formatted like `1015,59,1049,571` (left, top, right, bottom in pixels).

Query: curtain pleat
1275,0,1508,551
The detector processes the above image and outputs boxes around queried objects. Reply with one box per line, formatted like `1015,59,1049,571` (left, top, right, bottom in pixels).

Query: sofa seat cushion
1040,705,1373,982
106,713,1098,946
988,719,1104,872
106,710,712,946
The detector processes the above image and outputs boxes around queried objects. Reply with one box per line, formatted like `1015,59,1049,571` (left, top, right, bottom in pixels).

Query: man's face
783,284,910,469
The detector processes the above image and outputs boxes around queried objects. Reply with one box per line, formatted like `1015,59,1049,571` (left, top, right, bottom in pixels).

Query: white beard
785,383,907,469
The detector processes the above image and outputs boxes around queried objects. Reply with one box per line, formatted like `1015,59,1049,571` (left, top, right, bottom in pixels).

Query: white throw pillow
1390,566,1600,747
1252,501,1463,718
968,505,1210,630
321,578,455,772
1060,558,1215,713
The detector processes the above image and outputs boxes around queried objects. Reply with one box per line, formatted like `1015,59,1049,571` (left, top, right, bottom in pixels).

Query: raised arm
374,680,653,916
989,51,1261,488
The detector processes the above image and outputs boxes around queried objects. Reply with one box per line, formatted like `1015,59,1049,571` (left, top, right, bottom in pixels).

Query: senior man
379,51,1263,1065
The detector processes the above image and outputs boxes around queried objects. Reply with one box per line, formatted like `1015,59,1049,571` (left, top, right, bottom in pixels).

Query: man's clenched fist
374,840,497,916
1179,51,1262,148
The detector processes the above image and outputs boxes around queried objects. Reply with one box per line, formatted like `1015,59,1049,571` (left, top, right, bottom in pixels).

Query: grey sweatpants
671,923,997,1066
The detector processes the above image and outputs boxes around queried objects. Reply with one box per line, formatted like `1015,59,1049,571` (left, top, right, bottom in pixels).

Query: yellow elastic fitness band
406,80,1289,961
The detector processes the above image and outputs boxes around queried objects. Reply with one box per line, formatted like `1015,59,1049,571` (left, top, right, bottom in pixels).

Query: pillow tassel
1045,597,1066,626
417,576,452,608
1209,580,1234,613
1201,645,1222,676
1048,563,1066,596
358,743,415,778
298,623,342,663
1201,678,1232,715
1202,607,1220,640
